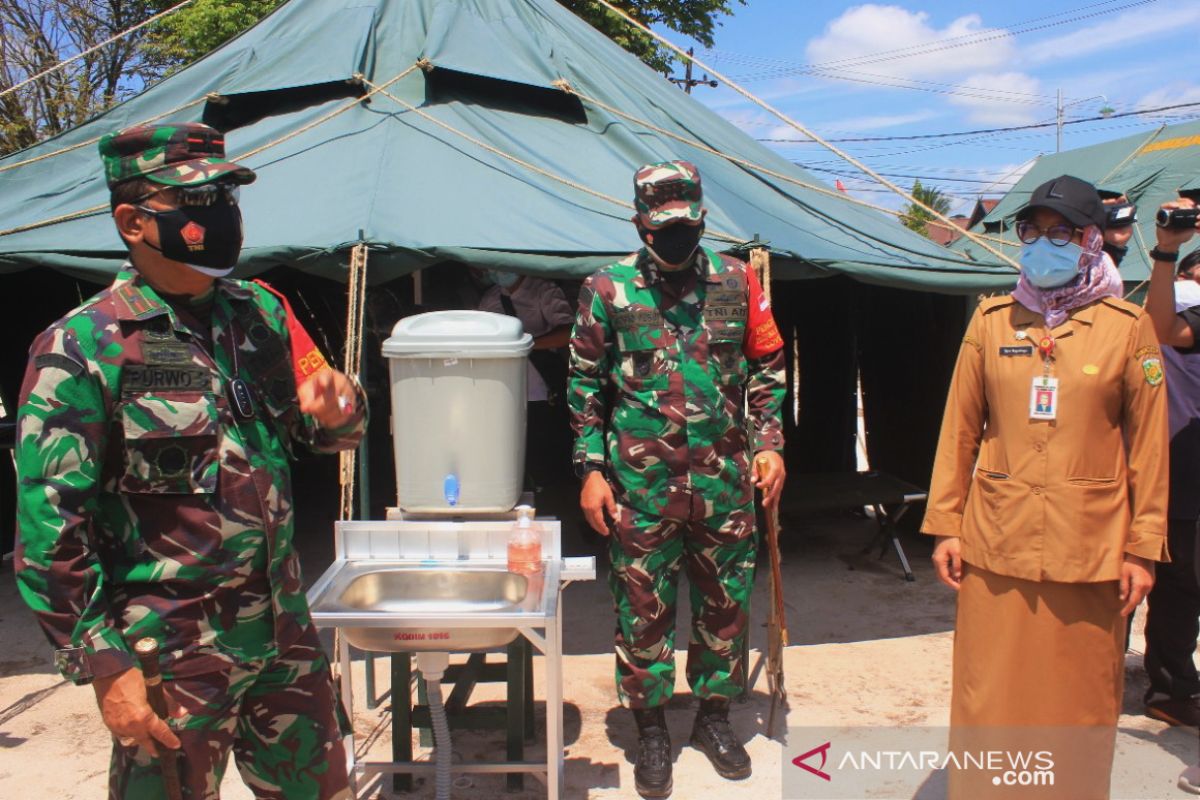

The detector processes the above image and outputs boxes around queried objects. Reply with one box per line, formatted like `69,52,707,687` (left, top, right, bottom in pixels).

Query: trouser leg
109,659,251,800
683,504,758,700
609,502,686,708
1145,518,1200,699
232,628,352,800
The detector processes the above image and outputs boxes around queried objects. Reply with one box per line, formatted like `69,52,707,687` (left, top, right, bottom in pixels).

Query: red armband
743,266,783,359
253,280,330,384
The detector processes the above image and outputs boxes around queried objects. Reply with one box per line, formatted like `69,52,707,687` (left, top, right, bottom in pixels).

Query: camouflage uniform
568,162,786,706
13,123,362,800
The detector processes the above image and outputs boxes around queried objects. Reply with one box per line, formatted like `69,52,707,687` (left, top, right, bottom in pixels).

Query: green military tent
0,0,1014,557
0,0,1008,290
955,118,1200,284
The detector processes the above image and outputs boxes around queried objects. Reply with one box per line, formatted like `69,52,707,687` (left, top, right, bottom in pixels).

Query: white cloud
823,110,941,132
1134,82,1200,112
804,5,1017,81
1023,3,1200,66
947,72,1046,125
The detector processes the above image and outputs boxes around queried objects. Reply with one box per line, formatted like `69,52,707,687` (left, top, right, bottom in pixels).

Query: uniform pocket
707,321,747,386
616,327,676,393
966,469,1022,558
119,392,219,494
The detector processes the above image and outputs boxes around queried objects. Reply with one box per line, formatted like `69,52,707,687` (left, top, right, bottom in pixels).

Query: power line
756,101,1200,143
803,165,1017,186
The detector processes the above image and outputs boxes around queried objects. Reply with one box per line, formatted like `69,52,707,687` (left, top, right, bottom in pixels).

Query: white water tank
382,310,532,515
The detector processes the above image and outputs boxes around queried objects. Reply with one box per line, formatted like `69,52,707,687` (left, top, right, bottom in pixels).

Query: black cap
1017,175,1107,229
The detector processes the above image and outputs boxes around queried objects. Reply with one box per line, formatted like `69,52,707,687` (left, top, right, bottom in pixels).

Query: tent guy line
590,0,1022,272
0,96,208,175
0,0,200,101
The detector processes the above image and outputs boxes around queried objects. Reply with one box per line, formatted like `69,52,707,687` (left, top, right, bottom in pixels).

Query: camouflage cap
98,122,256,188
634,160,703,229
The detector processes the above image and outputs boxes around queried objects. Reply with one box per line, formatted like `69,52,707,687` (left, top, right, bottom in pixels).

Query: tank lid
382,310,534,357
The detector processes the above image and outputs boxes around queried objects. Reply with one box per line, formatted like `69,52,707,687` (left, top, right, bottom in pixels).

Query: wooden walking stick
133,638,184,800
755,455,788,737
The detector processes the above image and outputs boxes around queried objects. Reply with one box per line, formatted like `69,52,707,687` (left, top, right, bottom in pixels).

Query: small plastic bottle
507,505,543,576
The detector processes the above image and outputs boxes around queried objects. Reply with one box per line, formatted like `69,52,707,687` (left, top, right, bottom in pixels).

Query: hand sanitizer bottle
507,505,542,576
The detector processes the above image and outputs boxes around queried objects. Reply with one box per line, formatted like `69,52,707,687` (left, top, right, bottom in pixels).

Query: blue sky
662,0,1200,214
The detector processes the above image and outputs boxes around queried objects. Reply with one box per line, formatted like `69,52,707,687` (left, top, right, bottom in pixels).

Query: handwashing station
307,311,595,798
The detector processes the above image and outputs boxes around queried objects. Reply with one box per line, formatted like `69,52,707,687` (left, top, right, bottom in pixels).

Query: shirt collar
633,247,715,289
112,262,253,325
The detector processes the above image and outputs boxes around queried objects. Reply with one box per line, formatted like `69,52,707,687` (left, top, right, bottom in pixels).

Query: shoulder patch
962,334,983,351
113,282,158,319
1142,356,1165,386
33,353,85,378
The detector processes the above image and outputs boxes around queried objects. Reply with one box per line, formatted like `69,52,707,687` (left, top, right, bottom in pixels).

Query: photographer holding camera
1099,188,1138,266
1142,192,1200,781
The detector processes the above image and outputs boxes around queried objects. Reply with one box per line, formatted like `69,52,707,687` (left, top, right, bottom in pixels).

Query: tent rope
589,0,1020,272
0,64,421,240
359,76,747,246
559,83,1019,250
1101,125,1167,186
339,242,369,522
0,96,208,174
0,0,200,100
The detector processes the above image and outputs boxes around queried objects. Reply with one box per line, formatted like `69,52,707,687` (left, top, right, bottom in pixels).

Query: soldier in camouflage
13,122,364,799
568,161,787,798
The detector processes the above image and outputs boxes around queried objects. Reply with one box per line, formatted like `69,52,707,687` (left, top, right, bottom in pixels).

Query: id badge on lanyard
1030,376,1058,420
1029,335,1057,420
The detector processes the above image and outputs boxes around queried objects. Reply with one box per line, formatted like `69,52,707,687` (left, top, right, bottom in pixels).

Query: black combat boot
690,696,751,780
632,706,673,798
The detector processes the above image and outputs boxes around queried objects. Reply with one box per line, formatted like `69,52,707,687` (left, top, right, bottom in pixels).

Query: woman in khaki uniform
923,175,1169,799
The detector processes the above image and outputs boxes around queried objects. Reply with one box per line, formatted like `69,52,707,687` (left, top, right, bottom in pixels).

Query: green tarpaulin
0,0,1009,291
955,118,1200,284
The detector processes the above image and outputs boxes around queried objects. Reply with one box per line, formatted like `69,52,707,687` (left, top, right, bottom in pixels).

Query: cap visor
146,158,257,187
640,207,704,230
1018,200,1093,230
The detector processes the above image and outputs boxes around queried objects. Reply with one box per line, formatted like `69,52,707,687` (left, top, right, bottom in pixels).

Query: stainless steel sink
308,561,545,653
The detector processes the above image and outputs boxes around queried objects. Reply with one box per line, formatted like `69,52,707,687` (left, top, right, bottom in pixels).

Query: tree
0,1,177,155
900,180,952,237
556,1,745,74
143,0,285,65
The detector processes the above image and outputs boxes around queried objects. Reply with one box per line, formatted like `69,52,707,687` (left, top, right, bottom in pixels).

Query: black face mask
639,221,704,269
139,201,243,276
1103,241,1128,266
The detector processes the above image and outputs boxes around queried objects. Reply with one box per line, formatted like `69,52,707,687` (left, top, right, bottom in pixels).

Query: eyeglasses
1016,220,1077,247
135,183,240,208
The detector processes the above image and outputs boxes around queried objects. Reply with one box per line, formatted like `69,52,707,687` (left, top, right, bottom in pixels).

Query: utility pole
1056,88,1063,153
669,48,718,94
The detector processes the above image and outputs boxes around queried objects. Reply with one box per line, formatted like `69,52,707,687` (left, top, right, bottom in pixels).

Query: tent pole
339,243,369,521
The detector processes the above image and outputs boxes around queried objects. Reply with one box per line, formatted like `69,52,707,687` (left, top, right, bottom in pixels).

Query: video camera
1106,202,1137,228
1157,206,1200,231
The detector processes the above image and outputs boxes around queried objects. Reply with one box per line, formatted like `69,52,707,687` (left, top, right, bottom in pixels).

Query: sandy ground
2,509,1197,799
